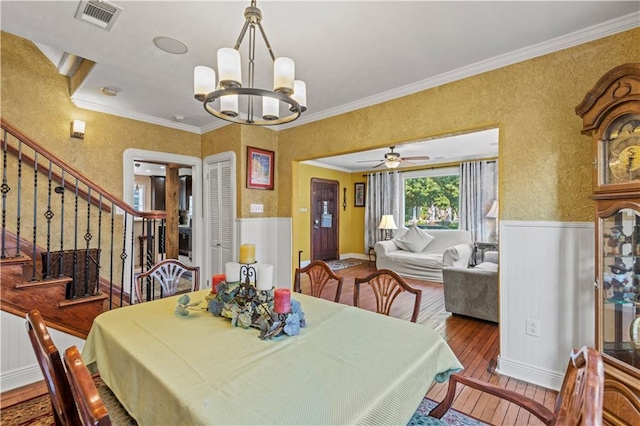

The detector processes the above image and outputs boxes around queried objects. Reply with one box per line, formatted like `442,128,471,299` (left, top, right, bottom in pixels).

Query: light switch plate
250,203,264,213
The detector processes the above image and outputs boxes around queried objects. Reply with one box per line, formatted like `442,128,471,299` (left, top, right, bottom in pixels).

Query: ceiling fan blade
401,155,431,161
356,159,384,164
372,162,388,168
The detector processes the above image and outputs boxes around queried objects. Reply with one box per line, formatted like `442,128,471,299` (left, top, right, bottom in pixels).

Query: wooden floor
2,259,558,425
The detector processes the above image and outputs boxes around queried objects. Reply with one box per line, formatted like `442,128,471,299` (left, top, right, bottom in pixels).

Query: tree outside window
402,170,459,230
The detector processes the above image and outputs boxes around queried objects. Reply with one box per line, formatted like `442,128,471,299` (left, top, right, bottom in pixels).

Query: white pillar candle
256,264,273,290
225,262,241,283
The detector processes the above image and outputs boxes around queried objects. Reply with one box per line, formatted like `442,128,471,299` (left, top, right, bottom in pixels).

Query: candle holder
239,263,257,287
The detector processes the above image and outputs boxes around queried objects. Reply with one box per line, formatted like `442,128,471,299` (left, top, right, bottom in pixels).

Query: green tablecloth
82,290,462,425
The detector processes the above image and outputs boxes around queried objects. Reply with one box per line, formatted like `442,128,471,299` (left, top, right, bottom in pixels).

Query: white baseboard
497,356,564,391
1,365,44,392
340,252,368,261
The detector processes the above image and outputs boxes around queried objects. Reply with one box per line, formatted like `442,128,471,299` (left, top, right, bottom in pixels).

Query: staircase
1,118,167,337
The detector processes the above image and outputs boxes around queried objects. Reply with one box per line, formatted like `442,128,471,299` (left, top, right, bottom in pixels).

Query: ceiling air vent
75,0,122,31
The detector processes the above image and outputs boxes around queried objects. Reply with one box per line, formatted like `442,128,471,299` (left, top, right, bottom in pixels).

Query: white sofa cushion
395,225,434,253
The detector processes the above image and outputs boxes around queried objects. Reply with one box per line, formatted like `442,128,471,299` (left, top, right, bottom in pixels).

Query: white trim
69,13,639,134
123,149,203,278
497,356,565,391
301,160,353,174
285,12,640,129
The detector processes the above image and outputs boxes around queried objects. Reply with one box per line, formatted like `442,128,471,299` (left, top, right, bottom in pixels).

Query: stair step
0,255,32,267
15,276,72,289
59,292,108,308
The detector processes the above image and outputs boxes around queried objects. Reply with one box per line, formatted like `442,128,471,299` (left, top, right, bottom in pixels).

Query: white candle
225,262,241,283
256,264,273,290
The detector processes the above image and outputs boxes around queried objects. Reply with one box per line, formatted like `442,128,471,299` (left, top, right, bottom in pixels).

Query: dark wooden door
311,179,339,261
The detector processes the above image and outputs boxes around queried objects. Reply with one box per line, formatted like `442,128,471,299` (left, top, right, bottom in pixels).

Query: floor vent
74,0,122,31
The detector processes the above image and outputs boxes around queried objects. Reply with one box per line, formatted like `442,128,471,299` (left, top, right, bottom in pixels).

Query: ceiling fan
357,146,431,169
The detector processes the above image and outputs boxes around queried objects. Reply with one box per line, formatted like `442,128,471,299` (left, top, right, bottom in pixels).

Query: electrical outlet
526,318,540,337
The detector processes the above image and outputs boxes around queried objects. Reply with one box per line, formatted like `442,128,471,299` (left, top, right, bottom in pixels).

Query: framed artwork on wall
247,146,274,190
354,182,365,207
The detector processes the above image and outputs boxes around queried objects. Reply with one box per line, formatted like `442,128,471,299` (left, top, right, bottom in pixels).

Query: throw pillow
395,225,434,253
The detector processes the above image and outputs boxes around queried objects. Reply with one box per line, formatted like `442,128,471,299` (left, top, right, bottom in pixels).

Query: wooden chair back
25,309,81,426
294,260,344,302
353,269,422,322
428,346,604,425
63,346,111,426
135,259,200,303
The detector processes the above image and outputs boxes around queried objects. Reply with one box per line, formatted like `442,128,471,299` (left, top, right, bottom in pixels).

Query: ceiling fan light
217,48,242,88
263,96,279,120
290,80,307,112
194,66,216,101
220,95,238,117
385,158,401,169
274,57,294,95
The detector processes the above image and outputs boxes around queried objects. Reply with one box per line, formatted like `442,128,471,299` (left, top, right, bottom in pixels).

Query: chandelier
193,1,307,126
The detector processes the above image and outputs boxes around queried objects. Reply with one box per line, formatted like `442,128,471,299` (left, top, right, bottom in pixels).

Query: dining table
82,289,463,425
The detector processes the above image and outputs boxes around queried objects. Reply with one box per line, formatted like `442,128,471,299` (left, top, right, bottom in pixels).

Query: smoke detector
75,0,122,31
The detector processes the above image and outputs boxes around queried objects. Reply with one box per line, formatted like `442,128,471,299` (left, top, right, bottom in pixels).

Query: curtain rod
361,160,496,177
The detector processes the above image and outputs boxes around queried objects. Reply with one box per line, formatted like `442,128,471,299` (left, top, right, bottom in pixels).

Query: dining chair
353,269,422,322
25,309,81,426
417,346,604,426
135,259,200,303
63,345,111,426
294,260,344,302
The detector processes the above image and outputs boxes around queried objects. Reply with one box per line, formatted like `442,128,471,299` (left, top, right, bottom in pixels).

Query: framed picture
247,146,275,190
354,182,365,207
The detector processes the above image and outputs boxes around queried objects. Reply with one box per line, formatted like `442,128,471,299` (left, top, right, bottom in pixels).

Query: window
401,167,459,230
133,185,145,211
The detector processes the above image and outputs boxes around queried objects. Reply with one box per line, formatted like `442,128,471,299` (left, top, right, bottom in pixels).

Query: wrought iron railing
1,118,166,309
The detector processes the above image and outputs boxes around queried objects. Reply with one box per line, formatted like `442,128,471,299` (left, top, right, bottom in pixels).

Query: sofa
442,251,499,322
374,226,473,282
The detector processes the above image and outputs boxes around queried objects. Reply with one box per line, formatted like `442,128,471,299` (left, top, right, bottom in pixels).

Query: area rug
1,393,484,426
409,397,489,425
326,259,364,271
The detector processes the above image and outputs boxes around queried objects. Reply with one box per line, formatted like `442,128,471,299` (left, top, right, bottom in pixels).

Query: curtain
459,160,498,242
365,171,401,248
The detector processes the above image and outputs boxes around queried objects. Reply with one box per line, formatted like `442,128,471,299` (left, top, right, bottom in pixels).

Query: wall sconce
71,120,85,139
343,188,347,211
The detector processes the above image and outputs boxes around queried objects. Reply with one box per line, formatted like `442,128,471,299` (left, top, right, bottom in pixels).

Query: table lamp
486,200,498,241
378,215,397,240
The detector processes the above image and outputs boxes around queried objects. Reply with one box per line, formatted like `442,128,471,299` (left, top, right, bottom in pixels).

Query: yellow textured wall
241,126,279,218
295,163,358,263
281,28,640,233
1,32,201,200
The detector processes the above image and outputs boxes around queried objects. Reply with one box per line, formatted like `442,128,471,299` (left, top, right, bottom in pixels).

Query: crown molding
286,11,640,129
71,11,639,134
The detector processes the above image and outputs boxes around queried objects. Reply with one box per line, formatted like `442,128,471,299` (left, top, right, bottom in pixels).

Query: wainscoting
1,310,85,391
237,217,292,288
498,220,595,390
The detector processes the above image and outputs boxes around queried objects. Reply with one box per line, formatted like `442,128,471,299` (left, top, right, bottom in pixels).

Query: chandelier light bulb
274,57,295,95
194,66,216,101
217,48,242,88
291,80,307,112
220,95,239,117
262,96,279,120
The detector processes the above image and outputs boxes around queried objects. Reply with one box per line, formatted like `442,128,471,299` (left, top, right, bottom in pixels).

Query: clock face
605,119,640,184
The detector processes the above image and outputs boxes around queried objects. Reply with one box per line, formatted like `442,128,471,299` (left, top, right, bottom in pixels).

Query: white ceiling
2,1,638,171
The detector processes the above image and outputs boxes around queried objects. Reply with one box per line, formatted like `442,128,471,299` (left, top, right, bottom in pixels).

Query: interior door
205,157,235,275
311,179,339,261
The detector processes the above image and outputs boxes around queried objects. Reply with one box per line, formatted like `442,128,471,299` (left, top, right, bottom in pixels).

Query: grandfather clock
576,63,640,425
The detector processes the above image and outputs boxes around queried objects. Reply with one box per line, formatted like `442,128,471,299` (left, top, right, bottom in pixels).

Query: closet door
206,158,235,275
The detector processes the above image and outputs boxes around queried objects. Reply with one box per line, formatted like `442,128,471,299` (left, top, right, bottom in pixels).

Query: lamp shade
262,96,279,120
194,66,216,100
378,215,398,230
220,95,238,117
274,57,295,94
217,48,242,88
385,158,401,169
291,80,307,112
486,200,498,219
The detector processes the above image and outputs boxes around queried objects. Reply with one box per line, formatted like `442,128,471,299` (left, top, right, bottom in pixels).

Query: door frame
203,151,237,284
123,149,203,279
310,178,340,261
